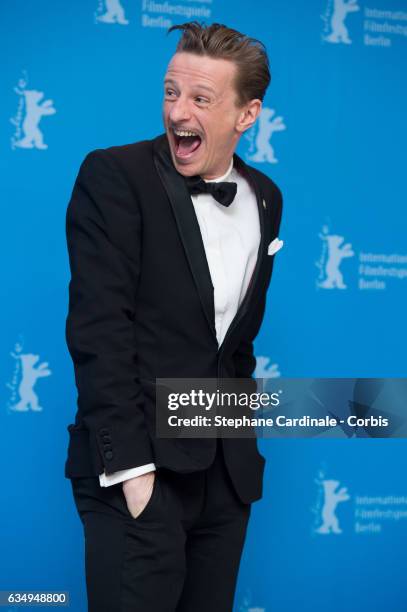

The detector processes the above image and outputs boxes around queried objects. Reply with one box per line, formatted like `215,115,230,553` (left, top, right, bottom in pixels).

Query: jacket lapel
153,134,218,343
217,151,267,351
152,133,268,351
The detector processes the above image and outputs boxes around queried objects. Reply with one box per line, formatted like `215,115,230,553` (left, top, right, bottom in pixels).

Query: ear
236,99,262,134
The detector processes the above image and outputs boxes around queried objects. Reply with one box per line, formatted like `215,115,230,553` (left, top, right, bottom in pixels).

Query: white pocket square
268,237,284,256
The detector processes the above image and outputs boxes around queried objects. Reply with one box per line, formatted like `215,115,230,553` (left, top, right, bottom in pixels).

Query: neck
201,157,234,182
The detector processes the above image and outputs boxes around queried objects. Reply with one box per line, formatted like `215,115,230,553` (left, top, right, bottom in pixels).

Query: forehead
164,52,236,91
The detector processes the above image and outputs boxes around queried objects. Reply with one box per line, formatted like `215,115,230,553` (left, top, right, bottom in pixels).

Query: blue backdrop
2,1,407,610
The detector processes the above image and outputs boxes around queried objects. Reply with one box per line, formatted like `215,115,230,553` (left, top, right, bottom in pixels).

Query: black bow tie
185,176,237,207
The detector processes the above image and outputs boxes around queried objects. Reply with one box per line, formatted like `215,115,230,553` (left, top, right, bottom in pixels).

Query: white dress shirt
99,158,260,487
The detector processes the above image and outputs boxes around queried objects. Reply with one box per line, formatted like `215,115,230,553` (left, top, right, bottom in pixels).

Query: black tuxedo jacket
64,133,283,504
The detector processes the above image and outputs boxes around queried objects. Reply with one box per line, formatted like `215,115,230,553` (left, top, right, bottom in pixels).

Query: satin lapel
217,151,268,351
153,134,217,343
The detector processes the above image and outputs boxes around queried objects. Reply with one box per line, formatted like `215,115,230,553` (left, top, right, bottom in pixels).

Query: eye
195,96,209,104
165,88,176,97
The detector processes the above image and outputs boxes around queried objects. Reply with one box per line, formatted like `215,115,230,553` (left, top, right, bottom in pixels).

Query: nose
168,95,192,125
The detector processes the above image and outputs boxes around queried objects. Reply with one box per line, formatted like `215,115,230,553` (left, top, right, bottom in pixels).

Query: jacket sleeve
233,183,283,380
65,148,154,475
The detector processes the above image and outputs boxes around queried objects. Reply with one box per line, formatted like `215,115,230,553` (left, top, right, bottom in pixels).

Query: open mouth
171,127,202,159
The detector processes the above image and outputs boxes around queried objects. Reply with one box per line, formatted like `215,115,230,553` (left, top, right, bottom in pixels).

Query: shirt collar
204,158,234,183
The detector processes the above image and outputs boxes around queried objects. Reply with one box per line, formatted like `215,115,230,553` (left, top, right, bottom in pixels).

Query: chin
173,158,201,176
168,146,204,177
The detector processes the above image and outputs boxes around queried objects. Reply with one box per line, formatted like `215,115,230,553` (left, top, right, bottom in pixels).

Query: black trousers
70,441,251,611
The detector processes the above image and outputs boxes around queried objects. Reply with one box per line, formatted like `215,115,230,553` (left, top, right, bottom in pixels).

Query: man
65,21,283,612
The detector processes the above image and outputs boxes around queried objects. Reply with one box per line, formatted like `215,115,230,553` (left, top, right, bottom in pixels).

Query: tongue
177,135,201,156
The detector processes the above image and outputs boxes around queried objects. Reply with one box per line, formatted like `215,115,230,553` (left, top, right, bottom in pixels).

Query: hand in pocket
122,471,156,519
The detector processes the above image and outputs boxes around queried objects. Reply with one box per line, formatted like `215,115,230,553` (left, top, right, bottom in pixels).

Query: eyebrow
164,79,216,95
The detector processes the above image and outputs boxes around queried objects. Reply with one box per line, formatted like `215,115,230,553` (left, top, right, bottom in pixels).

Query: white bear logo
323,0,360,45
316,479,350,534
254,356,281,379
238,590,265,612
10,352,52,412
317,228,354,289
96,0,129,25
13,88,56,150
246,107,286,164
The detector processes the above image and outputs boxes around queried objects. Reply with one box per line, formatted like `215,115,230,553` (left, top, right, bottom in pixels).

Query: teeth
173,128,198,137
